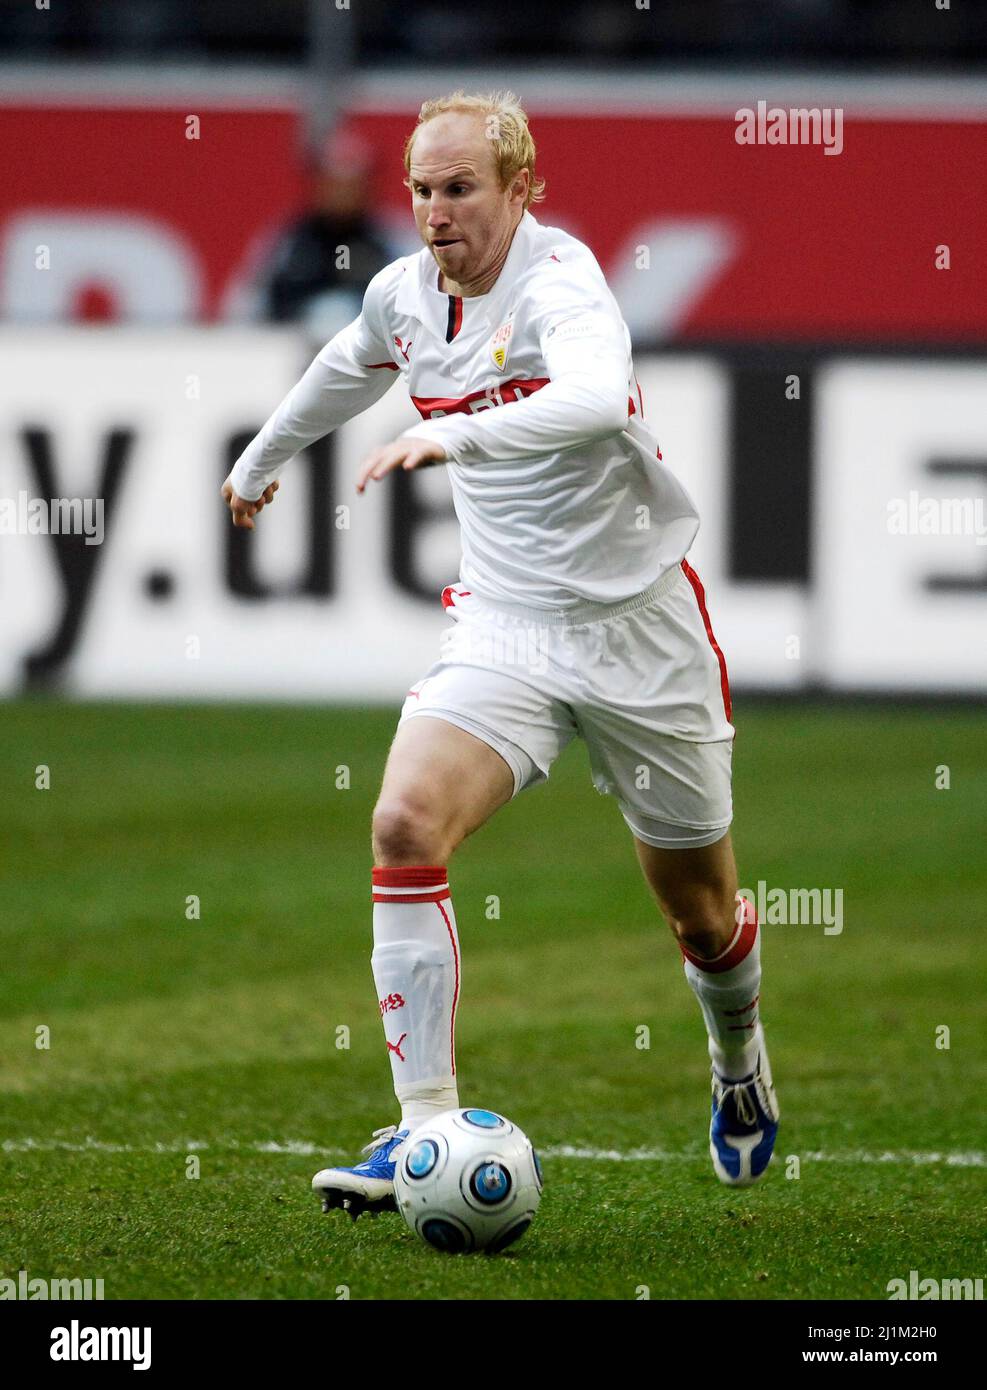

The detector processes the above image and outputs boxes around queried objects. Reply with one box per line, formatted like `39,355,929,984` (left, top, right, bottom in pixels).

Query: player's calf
678,896,780,1185
635,838,780,1184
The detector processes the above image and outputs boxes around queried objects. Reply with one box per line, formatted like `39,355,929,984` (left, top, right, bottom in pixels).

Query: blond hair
403,89,546,210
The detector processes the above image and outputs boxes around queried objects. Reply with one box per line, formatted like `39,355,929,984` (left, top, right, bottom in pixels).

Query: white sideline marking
543,1145,987,1167
2,1137,985,1168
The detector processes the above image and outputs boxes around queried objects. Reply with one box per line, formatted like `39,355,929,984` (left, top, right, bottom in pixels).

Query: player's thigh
380,657,576,842
574,567,736,843
584,717,735,850
374,712,516,852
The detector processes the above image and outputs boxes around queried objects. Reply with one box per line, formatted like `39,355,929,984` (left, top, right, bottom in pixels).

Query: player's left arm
355,260,632,490
400,264,631,466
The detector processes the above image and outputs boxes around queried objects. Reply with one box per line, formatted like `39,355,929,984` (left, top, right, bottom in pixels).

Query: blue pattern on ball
406,1139,438,1178
470,1161,512,1204
463,1108,504,1128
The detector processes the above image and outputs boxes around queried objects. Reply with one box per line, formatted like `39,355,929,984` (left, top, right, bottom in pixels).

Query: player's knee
662,883,737,958
371,797,453,866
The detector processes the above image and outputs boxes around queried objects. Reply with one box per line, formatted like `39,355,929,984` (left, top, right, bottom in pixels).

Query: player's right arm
222,267,401,526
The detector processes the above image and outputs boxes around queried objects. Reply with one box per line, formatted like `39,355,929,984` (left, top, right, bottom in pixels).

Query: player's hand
221,476,279,530
355,436,447,494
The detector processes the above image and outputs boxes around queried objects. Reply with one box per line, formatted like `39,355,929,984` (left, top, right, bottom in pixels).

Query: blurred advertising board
1,329,984,697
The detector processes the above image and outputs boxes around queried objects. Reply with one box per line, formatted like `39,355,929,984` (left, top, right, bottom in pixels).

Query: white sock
681,896,763,1081
371,865,461,1132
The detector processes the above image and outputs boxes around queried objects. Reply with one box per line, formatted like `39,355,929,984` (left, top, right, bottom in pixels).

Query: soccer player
222,91,779,1217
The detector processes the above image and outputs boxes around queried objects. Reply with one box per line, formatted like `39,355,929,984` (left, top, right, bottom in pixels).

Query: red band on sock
679,896,758,974
372,865,447,885
372,890,451,903
372,864,450,904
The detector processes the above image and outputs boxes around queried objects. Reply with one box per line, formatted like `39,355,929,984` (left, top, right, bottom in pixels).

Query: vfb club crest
490,320,513,370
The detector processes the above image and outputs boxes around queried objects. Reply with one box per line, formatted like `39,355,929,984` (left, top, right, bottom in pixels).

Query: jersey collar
394,210,539,333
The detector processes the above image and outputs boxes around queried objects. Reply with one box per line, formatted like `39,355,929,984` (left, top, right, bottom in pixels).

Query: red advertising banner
4,91,985,339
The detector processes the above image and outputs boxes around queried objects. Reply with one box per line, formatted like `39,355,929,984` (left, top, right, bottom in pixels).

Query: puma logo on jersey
394,335,412,362
490,320,513,370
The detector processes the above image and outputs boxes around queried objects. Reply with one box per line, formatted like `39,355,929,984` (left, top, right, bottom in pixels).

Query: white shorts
398,560,735,849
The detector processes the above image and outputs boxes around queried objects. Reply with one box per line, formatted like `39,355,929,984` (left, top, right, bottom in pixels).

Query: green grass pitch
1,699,984,1300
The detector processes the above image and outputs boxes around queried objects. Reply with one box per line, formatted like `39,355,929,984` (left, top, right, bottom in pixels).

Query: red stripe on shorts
680,559,732,723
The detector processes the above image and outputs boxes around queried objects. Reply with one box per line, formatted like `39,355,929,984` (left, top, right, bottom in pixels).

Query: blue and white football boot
709,1026,780,1187
312,1125,409,1221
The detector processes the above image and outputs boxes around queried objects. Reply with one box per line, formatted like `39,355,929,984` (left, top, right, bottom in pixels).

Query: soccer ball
394,1108,542,1254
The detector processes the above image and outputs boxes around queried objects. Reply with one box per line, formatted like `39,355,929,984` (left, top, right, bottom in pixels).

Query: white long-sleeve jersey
228,209,700,609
